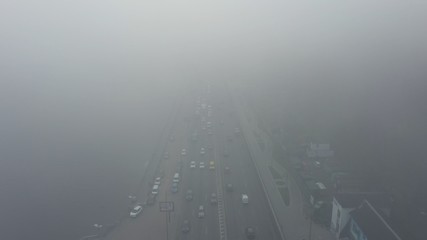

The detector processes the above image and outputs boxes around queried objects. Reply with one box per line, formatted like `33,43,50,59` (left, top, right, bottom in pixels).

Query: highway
104,82,281,240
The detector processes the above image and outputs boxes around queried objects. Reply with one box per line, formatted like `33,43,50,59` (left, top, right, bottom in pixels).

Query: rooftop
350,200,402,240
334,192,392,209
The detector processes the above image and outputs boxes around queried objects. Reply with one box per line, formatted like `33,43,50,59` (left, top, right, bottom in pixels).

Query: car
152,184,159,195
245,227,256,239
199,162,205,169
224,166,230,174
208,130,213,135
202,126,206,130
171,182,178,193
242,194,249,204
226,183,233,192
200,148,205,155
169,136,175,141
164,152,169,159
181,149,187,156
181,220,191,233
227,136,233,142
186,190,193,201
210,193,217,204
130,205,143,217
190,161,196,168
154,177,161,185
209,161,215,170
198,205,205,218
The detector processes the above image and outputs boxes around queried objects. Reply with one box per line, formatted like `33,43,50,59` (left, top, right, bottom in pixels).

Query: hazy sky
2,0,427,168
1,1,426,87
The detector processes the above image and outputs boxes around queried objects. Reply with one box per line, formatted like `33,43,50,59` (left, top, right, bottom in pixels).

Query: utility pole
165,192,169,240
308,213,313,240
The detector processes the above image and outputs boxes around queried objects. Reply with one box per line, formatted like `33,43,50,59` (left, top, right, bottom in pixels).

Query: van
152,184,159,195
173,173,180,183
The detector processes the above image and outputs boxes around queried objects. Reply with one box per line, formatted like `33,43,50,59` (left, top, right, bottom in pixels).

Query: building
306,143,335,158
341,200,402,240
330,192,392,239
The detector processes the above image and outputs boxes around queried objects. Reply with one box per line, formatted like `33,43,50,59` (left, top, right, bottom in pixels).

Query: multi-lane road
104,83,281,240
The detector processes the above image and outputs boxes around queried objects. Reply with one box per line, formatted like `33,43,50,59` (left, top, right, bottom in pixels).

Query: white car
130,205,143,217
190,161,196,168
199,162,205,169
181,149,187,156
242,194,249,204
200,148,205,155
154,177,161,185
198,205,205,218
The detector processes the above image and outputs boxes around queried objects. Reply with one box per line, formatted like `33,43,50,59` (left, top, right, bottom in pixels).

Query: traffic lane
176,118,215,240
104,121,186,239
104,100,192,240
216,122,244,240
155,96,196,240
171,125,204,239
233,137,282,240
193,129,219,240
218,103,281,239
222,136,249,240
197,111,220,240
176,113,201,240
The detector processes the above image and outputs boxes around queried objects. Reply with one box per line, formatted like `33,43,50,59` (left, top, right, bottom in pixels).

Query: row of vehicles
180,94,255,239
189,160,215,169
129,176,162,218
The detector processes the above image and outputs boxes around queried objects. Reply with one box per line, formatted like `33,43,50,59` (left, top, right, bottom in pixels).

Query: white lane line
213,131,228,240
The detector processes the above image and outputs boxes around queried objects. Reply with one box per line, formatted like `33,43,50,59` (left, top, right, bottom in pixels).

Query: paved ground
229,83,335,240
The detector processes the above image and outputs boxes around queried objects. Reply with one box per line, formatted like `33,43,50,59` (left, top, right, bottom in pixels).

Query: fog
1,0,426,239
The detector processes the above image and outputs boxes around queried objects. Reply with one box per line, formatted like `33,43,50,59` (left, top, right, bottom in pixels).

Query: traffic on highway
104,83,281,240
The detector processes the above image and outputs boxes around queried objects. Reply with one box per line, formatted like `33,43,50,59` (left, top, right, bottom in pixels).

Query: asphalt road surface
104,83,281,240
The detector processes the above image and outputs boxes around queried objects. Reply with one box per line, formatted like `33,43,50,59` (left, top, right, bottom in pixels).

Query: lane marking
213,128,228,240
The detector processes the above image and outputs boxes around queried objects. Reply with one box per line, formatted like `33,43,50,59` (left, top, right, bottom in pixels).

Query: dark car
181,220,191,233
245,227,256,239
